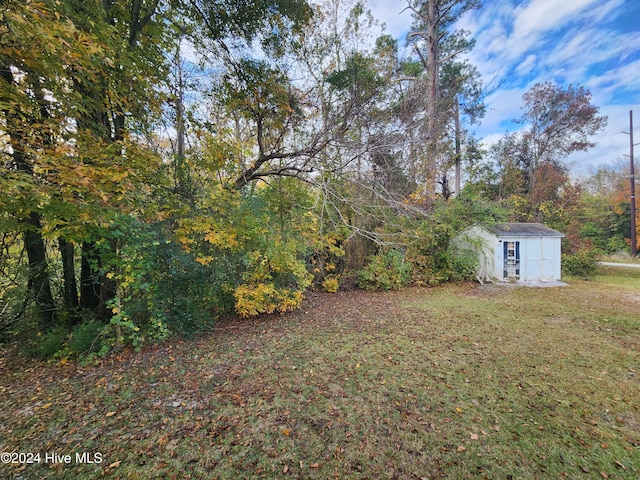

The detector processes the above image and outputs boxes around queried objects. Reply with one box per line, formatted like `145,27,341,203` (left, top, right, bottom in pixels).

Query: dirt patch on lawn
544,316,573,325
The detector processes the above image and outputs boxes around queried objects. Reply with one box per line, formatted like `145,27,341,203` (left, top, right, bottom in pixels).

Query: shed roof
484,223,565,238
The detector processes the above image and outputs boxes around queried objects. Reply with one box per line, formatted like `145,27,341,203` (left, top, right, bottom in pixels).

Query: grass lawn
1,268,639,479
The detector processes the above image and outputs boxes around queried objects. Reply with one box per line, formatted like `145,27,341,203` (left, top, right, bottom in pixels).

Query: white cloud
515,54,537,77
481,87,527,130
567,104,640,174
459,0,615,85
586,59,640,104
511,0,599,41
367,0,413,40
543,29,594,68
478,132,505,151
542,28,640,87
352,0,640,175
583,0,626,23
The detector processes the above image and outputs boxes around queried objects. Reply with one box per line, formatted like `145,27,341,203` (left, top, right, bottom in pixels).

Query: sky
364,0,640,176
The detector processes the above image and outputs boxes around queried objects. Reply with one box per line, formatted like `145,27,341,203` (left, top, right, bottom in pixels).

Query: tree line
0,0,622,360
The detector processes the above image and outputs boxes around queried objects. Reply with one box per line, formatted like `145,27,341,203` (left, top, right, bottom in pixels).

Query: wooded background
1,0,631,360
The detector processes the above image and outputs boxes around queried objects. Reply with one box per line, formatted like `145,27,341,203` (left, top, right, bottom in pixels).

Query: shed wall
496,236,562,282
454,226,495,282
456,226,563,283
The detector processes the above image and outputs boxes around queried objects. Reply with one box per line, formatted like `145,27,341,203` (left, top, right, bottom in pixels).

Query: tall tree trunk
59,238,80,322
80,242,115,322
1,63,56,330
425,0,440,201
174,36,187,194
80,242,102,313
454,96,461,196
24,213,56,330
71,0,158,322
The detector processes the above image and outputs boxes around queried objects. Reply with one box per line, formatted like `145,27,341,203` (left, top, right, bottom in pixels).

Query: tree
61,0,169,321
193,0,402,200
492,82,607,219
0,0,103,329
63,0,313,321
579,162,639,253
436,58,485,198
405,0,481,200
1,0,314,334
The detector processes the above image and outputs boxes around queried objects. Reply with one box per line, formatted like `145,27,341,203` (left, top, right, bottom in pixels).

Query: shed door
503,241,520,280
541,237,556,281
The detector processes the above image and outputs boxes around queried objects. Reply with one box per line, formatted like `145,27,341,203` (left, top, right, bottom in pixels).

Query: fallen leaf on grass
470,433,479,440
282,428,291,436
456,445,466,452
108,461,121,468
105,411,116,417
310,463,320,469
614,460,626,470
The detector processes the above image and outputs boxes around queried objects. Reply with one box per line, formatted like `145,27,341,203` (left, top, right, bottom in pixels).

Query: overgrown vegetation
1,0,636,364
562,248,601,280
357,249,412,290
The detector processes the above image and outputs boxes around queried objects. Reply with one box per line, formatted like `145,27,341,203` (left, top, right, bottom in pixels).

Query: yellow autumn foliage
234,283,304,317
321,275,340,293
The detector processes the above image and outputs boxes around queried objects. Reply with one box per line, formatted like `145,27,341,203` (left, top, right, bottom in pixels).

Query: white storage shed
456,223,565,284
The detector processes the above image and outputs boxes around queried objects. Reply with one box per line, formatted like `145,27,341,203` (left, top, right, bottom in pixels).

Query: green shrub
358,250,412,291
409,248,478,285
605,236,627,254
105,183,320,344
562,248,600,280
405,218,478,286
579,222,608,250
69,320,104,356
34,326,67,358
106,220,227,347
447,252,479,282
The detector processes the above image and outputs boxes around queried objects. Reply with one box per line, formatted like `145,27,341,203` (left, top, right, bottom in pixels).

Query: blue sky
366,0,640,176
